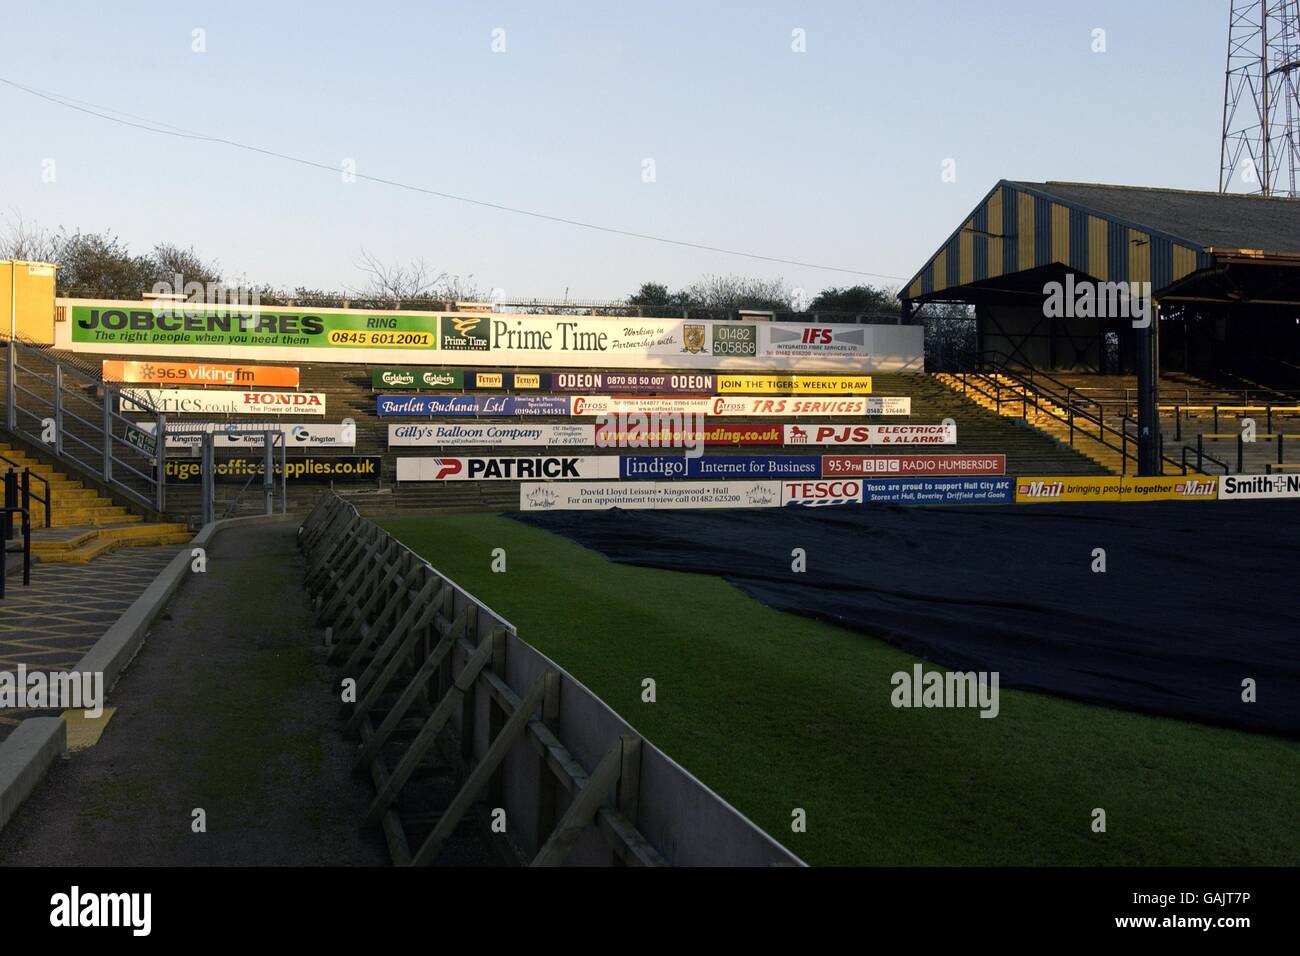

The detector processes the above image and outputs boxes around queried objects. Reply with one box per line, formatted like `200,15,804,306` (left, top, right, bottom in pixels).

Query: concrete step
936,373,1125,475
32,522,191,563
46,505,139,528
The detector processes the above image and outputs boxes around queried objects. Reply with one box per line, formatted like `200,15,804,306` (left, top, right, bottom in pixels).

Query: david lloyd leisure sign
67,304,924,371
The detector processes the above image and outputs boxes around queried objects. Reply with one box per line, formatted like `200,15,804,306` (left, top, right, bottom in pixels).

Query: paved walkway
0,521,390,865
0,546,177,742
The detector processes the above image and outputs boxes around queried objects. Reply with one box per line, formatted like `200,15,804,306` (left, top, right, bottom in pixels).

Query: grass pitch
382,514,1300,867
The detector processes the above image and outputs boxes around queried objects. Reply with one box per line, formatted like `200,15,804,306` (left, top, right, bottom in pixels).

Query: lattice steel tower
1220,0,1300,197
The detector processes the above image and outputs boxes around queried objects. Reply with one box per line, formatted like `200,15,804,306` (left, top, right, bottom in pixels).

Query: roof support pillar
1136,299,1162,476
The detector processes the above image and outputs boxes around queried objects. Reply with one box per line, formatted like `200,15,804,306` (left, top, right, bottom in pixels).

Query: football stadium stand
6,349,1113,520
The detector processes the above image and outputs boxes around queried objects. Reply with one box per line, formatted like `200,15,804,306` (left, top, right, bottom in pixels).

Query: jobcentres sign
74,306,436,349
64,301,924,371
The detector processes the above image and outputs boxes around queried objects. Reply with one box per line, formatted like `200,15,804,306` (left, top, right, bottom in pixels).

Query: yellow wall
0,261,58,344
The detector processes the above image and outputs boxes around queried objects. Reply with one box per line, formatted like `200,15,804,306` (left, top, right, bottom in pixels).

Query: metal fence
300,492,802,867
2,339,166,512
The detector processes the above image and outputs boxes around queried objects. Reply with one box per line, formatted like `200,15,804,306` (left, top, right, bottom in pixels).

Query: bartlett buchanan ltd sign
67,305,924,371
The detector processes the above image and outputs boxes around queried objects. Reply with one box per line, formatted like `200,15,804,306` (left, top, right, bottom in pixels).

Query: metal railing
1193,432,1300,473
169,427,289,524
951,353,1203,475
0,502,31,599
0,456,49,528
1069,384,1300,410
2,339,167,513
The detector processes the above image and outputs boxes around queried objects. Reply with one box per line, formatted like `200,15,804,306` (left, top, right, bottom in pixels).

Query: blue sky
0,1,1228,300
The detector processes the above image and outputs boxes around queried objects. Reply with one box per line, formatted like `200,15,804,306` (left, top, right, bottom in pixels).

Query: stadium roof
1013,181,1300,254
902,180,1300,305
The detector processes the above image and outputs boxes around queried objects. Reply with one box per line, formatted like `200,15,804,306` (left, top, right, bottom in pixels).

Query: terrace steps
934,373,1130,474
29,351,1112,518
0,441,141,527
30,521,191,564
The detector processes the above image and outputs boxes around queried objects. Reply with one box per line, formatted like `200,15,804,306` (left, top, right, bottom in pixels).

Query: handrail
971,353,1197,475
0,458,50,528
4,339,165,513
0,504,31,597
1182,444,1230,476
983,362,1133,461
222,470,263,519
962,346,1300,407
1195,431,1296,473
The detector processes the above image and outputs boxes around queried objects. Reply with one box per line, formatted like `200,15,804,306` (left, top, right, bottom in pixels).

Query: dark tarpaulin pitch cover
514,501,1300,737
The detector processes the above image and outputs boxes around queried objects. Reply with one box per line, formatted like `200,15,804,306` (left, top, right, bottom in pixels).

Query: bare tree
438,273,485,303
353,248,446,307
0,210,59,262
683,274,794,313
151,242,223,288
351,248,488,307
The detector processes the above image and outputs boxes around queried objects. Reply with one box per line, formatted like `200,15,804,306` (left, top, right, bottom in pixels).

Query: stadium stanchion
3,469,15,542
338,558,428,677
330,549,416,669
304,507,362,592
315,524,385,624
347,574,440,710
327,540,409,663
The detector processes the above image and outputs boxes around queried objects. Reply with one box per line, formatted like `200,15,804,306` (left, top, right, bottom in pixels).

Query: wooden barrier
298,492,802,867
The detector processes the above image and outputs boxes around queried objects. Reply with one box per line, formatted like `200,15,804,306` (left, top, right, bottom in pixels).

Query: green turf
382,514,1300,867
